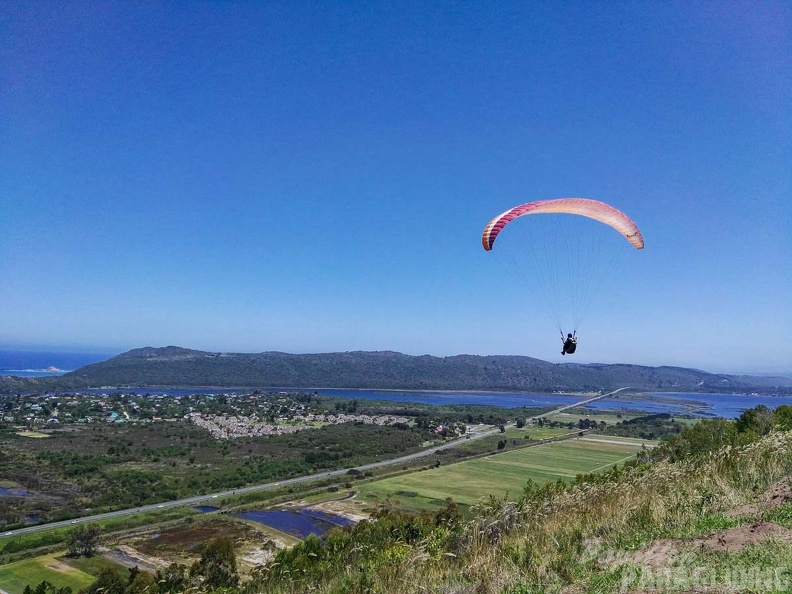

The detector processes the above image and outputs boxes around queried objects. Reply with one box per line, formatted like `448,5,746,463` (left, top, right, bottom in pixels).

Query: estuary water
313,388,792,418
75,386,792,419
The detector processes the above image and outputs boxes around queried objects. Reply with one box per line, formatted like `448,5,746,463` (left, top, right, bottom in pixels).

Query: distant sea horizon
0,348,116,377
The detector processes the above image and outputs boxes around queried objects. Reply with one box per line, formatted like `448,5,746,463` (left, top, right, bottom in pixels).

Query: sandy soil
279,491,371,522
306,494,371,522
619,519,792,571
696,520,792,553
44,559,73,572
724,476,792,518
238,544,278,569
103,545,165,572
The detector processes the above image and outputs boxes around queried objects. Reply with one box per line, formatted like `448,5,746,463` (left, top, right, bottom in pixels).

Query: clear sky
2,2,790,374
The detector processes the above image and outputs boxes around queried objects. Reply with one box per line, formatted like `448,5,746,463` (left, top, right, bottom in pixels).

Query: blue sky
1,1,790,373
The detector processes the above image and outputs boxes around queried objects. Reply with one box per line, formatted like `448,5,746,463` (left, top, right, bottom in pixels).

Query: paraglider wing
482,198,644,251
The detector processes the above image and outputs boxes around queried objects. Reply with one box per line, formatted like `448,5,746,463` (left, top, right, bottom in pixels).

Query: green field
0,551,122,594
357,436,651,511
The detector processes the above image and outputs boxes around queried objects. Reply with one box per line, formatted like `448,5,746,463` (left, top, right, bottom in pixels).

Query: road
1,387,629,539
532,387,629,418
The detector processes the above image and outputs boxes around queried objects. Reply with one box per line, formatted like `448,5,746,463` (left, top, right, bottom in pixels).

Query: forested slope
3,346,789,394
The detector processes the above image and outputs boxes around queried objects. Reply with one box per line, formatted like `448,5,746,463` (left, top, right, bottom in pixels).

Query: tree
774,405,792,431
736,405,774,436
125,569,156,594
498,424,506,433
435,497,460,529
190,536,239,589
66,524,101,558
24,583,72,594
515,418,526,428
657,419,740,461
78,568,125,594
154,563,189,593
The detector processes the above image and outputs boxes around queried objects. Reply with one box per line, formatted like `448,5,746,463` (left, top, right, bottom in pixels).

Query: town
0,390,462,439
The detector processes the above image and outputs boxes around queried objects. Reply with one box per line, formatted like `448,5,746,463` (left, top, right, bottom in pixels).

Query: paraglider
561,332,577,355
482,198,644,252
482,198,643,354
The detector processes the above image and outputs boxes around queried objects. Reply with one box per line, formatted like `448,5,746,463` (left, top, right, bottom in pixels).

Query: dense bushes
601,412,685,440
2,421,439,521
641,404,792,463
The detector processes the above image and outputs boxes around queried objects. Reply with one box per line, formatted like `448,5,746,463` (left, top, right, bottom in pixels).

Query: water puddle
0,486,31,497
235,509,355,539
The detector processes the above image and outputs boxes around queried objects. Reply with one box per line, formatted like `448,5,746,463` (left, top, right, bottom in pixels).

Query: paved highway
1,387,629,539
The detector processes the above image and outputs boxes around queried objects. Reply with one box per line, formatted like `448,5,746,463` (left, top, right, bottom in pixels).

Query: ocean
0,349,115,377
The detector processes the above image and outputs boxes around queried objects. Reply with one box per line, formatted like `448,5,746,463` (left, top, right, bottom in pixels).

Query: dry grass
279,431,792,594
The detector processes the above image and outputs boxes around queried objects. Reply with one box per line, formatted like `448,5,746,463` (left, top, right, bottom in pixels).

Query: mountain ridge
2,346,790,394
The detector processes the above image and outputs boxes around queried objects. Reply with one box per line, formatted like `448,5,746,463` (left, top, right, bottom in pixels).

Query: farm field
357,436,654,511
0,551,124,594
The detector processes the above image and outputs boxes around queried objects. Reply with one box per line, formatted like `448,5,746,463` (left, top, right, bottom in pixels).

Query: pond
236,509,355,539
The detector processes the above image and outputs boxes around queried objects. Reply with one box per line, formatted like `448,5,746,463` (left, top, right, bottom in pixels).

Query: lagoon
78,386,792,418
235,509,354,539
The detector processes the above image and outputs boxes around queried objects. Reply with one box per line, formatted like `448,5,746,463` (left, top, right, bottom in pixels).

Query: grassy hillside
252,430,792,593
